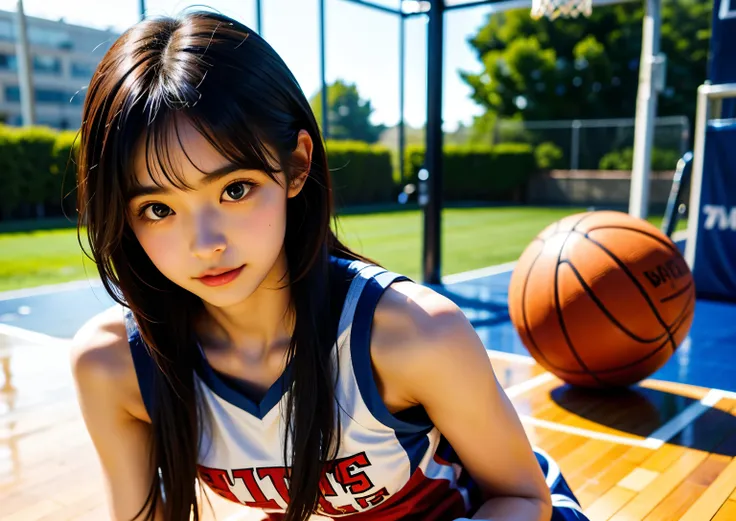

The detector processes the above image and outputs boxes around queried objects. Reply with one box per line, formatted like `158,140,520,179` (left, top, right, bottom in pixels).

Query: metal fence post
571,119,581,170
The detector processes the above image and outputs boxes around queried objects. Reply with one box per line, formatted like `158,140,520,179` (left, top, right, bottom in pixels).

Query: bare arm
372,284,552,521
70,306,164,521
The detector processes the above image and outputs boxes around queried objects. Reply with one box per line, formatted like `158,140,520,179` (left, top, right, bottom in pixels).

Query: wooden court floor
2,331,735,521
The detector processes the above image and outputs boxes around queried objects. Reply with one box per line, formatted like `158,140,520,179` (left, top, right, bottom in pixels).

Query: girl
70,9,588,521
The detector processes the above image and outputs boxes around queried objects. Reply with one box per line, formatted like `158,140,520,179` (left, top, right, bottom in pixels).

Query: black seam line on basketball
570,211,601,233
544,312,693,376
554,332,670,377
520,242,559,370
662,293,696,354
559,260,667,344
599,302,685,374
519,242,555,367
555,213,606,385
581,234,678,355
581,225,681,255
661,281,694,304
568,227,694,327
666,292,694,331
663,284,695,329
666,284,696,331
545,267,692,380
668,296,695,339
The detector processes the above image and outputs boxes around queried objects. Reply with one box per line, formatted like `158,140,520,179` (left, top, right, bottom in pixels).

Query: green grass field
0,206,684,292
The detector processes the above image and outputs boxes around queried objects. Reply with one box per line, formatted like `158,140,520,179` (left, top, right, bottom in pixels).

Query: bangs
120,105,285,199
90,12,307,206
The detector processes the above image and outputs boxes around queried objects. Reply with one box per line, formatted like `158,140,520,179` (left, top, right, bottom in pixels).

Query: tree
310,79,385,143
460,1,712,123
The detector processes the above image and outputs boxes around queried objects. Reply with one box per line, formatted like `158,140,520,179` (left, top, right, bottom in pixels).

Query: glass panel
33,55,62,75
71,62,96,78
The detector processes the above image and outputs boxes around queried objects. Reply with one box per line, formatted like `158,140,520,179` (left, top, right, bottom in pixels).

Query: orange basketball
508,211,695,388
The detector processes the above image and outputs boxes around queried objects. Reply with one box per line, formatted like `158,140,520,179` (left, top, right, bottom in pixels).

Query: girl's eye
222,181,253,202
141,203,172,221
136,181,254,222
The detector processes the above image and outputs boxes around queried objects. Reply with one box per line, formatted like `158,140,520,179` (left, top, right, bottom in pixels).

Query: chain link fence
488,115,690,171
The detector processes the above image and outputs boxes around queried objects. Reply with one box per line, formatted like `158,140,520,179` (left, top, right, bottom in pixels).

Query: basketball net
530,0,593,20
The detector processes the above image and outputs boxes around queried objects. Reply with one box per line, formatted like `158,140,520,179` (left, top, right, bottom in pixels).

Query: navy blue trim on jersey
123,256,354,422
396,430,430,476
350,271,434,435
536,448,591,521
190,256,355,420
330,255,362,281
193,353,294,420
436,435,483,507
124,312,157,418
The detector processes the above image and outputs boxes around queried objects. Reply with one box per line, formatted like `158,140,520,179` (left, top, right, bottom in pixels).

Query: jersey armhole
124,310,157,420
349,269,434,434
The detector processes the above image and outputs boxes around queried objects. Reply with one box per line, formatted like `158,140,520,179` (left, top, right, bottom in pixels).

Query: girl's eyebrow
126,163,241,200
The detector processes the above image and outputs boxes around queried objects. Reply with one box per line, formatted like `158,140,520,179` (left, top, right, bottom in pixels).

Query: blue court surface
1,261,735,393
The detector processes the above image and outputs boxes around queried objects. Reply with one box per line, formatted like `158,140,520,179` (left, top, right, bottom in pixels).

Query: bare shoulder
70,303,130,381
70,306,162,519
70,304,149,422
371,280,467,344
372,279,483,357
371,280,493,408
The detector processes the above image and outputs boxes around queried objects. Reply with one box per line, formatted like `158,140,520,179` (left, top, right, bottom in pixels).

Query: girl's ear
287,129,313,199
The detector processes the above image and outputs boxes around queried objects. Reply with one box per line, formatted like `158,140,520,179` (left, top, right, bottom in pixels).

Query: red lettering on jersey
333,452,373,495
199,452,385,513
257,467,290,503
197,465,240,503
316,495,359,515
231,468,281,509
355,487,390,509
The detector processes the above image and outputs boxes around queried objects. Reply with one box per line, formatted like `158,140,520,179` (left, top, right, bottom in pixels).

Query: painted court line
441,261,517,285
672,230,688,243
714,388,736,401
520,416,657,448
0,278,102,302
521,388,726,450
504,373,556,398
644,389,724,449
486,349,535,365
0,323,71,347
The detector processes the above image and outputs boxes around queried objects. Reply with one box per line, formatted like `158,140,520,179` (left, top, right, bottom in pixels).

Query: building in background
0,10,118,130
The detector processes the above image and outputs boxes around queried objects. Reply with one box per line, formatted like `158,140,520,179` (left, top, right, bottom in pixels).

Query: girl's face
126,120,310,308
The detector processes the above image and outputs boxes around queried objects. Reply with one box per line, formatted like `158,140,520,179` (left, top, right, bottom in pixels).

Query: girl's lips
196,265,245,287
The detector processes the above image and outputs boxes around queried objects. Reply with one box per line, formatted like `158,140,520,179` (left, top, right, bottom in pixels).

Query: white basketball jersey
125,256,480,520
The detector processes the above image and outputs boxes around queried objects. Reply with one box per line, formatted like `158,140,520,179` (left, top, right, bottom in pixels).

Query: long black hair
77,9,368,521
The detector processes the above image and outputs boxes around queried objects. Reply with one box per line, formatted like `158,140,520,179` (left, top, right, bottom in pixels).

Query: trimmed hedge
0,125,72,219
0,127,19,219
404,143,536,201
325,140,395,206
49,131,80,215
599,147,682,171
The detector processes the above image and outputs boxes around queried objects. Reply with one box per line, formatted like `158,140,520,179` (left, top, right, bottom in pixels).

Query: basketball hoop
531,0,593,20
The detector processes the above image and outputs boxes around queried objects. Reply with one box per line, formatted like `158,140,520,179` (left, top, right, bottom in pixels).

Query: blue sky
0,0,516,130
